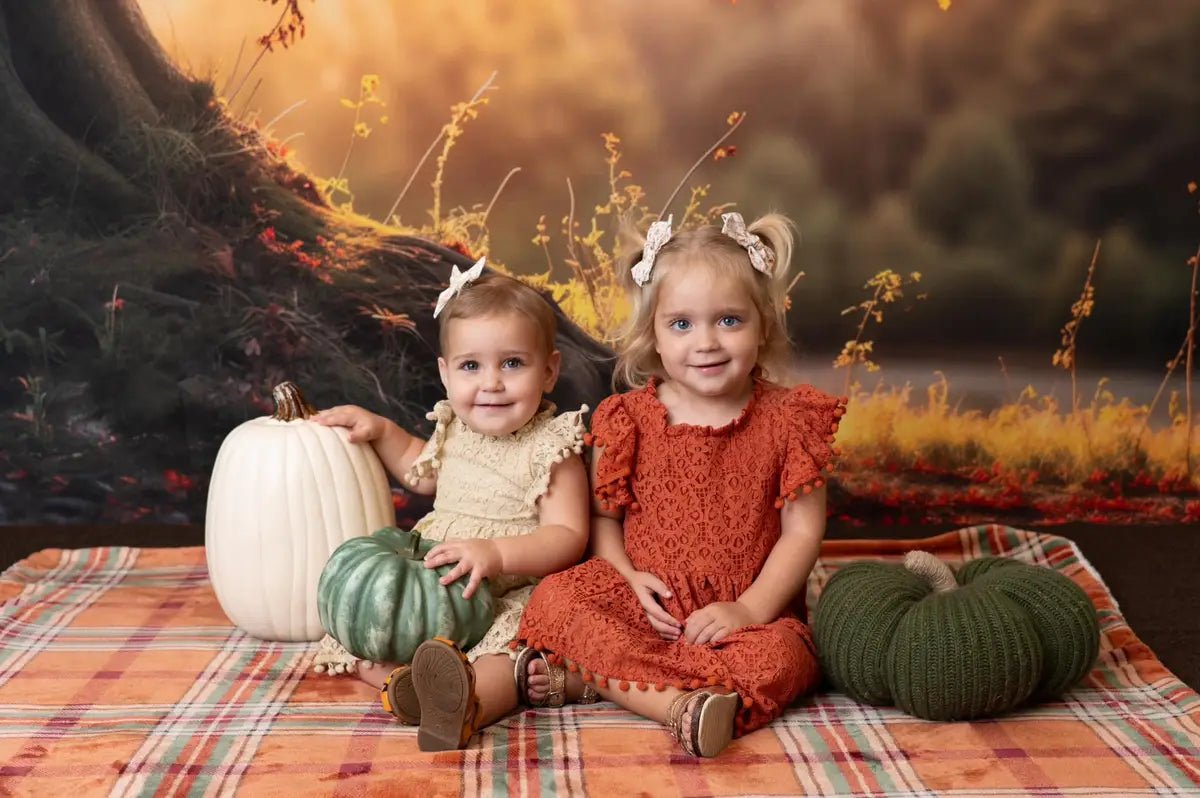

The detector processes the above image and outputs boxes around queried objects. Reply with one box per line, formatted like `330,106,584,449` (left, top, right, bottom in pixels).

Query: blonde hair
611,212,797,390
437,271,558,356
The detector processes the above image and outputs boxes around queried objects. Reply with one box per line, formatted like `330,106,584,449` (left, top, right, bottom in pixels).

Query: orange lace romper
516,378,845,735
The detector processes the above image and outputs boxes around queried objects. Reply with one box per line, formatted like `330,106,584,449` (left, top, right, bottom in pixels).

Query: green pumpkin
813,551,1100,721
317,526,495,664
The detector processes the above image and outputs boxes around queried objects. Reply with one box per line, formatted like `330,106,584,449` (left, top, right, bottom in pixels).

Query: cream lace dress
313,400,587,671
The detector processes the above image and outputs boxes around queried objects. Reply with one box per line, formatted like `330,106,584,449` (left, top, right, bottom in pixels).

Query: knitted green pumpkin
317,526,495,665
813,551,1100,721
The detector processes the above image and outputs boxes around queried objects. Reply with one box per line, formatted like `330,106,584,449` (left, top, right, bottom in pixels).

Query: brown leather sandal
513,647,598,707
379,664,420,726
410,638,481,752
666,687,740,758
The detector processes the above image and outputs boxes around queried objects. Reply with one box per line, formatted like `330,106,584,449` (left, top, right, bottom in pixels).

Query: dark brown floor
2,521,1197,691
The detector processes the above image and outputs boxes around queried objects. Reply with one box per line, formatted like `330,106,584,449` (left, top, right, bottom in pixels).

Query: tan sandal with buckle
379,664,421,726
513,647,598,707
410,638,481,752
667,687,740,758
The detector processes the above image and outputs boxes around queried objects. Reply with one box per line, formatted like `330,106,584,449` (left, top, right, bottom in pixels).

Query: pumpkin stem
409,532,421,559
272,381,317,422
903,551,957,593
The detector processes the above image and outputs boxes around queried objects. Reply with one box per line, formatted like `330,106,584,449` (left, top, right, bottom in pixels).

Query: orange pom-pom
654,682,667,692
803,484,813,494
788,491,797,501
582,671,594,683
673,680,685,690
742,696,754,709
618,680,630,691
597,676,609,689
629,502,641,512
690,678,704,690
774,498,784,509
583,433,595,446
830,422,840,434
508,640,520,650
706,675,719,685
833,406,845,418
826,463,835,472
636,681,649,691
567,662,579,673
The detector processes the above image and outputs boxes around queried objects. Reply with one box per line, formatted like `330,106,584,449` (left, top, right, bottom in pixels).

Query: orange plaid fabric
1,526,1197,796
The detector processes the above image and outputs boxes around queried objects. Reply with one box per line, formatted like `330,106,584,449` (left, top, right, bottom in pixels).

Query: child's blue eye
669,319,691,332
718,316,742,328
502,357,524,369
459,360,479,371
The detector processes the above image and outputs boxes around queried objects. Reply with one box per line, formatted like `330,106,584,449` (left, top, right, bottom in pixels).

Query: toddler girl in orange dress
513,212,845,757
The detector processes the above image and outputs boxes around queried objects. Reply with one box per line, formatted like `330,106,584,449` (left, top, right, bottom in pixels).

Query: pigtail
746,212,797,314
745,212,800,386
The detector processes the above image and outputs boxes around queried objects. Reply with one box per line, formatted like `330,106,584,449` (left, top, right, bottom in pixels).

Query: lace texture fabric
517,380,845,734
404,400,587,661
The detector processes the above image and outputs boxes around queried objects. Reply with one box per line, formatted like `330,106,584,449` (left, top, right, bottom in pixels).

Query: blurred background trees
135,0,1200,366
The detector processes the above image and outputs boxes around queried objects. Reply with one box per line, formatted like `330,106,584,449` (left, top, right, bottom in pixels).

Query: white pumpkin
204,381,396,641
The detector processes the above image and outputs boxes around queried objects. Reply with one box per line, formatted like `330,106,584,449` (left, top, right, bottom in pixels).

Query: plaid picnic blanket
1,525,1198,797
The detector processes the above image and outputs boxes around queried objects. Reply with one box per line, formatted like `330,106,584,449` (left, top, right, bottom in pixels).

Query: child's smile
693,360,730,374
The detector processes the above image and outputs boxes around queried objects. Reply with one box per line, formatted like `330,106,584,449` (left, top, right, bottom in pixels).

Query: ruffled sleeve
585,394,638,511
403,400,454,487
777,385,846,507
524,404,589,505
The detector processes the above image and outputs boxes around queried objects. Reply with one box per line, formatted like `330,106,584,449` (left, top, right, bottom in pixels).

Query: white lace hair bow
433,256,486,318
630,215,673,287
721,212,775,275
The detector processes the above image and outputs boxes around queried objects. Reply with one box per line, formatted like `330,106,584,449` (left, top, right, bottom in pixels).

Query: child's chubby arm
312,405,436,495
422,452,590,600
684,486,826,645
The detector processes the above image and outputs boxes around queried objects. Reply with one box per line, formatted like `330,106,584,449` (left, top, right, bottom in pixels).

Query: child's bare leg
360,660,422,725
525,658,734,755
357,661,394,690
359,655,518,727
470,654,520,726
526,658,680,721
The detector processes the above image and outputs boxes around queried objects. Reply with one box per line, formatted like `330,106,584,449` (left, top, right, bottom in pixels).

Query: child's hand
424,539,502,600
683,601,756,645
312,405,385,443
625,571,682,641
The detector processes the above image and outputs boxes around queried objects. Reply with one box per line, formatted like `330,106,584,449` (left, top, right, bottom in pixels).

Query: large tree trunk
0,0,612,525
0,7,148,219
94,0,200,117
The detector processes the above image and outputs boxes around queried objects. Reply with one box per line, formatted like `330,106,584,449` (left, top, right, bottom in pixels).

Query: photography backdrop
2,0,1198,528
